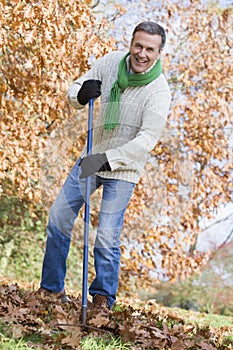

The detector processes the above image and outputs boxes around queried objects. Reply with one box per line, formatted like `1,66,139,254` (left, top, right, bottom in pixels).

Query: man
39,21,171,313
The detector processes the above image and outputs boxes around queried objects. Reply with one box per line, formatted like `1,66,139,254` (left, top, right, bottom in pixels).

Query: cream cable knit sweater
68,51,171,184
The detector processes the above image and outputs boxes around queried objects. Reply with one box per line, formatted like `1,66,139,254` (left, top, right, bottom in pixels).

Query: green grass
0,331,132,350
0,333,38,350
222,335,233,347
80,335,133,350
196,313,233,328
0,323,44,350
170,307,233,327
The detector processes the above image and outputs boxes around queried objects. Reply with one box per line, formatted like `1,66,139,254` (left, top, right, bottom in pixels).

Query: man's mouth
135,57,147,64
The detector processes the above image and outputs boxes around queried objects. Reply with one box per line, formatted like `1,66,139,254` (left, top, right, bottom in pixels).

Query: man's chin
131,61,150,73
132,66,147,74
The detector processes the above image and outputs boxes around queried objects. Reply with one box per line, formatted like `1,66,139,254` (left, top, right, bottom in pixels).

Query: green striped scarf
104,51,162,131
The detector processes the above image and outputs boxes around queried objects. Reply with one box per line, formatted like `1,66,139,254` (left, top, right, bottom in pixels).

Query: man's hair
132,21,166,51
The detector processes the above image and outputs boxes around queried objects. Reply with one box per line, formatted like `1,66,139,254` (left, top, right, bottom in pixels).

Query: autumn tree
0,0,113,202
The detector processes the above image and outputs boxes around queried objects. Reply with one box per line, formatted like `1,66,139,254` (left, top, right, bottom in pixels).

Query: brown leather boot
36,287,71,303
91,294,110,317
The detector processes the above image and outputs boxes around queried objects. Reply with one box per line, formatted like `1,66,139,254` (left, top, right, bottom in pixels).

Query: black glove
77,79,102,105
80,153,111,179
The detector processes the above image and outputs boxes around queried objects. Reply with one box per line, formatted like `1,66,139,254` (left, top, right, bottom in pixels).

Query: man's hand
80,153,111,179
77,79,102,105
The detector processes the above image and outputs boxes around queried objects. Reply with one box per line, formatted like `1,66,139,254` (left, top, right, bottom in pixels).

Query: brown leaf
61,333,82,349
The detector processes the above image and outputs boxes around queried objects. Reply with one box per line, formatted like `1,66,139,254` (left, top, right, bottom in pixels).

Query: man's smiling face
129,31,162,74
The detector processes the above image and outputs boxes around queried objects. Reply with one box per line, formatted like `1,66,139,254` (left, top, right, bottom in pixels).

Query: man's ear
157,48,163,60
129,39,133,51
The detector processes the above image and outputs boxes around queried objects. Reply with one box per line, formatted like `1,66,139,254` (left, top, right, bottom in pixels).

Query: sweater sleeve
67,52,119,109
67,56,105,109
106,88,171,171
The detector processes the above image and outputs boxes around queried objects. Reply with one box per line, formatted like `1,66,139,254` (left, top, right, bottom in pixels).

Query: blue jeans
41,159,135,308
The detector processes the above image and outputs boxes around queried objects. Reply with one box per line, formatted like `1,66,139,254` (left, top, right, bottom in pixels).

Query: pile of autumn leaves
0,282,232,349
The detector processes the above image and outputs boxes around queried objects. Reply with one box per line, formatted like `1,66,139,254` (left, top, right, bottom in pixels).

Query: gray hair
132,21,166,51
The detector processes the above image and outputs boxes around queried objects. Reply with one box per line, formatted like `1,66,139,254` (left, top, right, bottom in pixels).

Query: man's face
129,31,162,74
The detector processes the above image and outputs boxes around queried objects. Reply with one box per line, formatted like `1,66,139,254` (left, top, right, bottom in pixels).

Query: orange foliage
0,0,113,201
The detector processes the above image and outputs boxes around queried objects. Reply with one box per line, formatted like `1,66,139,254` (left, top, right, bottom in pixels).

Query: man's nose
138,48,146,57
